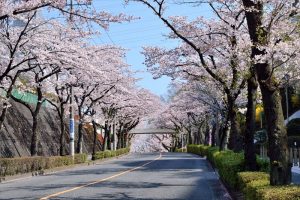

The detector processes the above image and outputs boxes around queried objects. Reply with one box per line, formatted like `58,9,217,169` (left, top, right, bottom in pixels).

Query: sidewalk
292,166,300,184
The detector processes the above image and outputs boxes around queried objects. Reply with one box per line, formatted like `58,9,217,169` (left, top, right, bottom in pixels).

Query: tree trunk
31,115,38,156
92,120,97,160
211,122,217,147
30,87,43,156
59,106,65,156
188,128,192,145
107,124,111,150
258,65,291,185
103,122,108,151
0,104,8,130
244,72,258,171
219,120,229,150
227,95,240,152
0,72,20,130
242,0,291,185
76,111,83,154
204,120,210,145
123,133,128,148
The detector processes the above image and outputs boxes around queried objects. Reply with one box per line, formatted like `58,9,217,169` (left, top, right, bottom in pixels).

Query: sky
88,0,212,97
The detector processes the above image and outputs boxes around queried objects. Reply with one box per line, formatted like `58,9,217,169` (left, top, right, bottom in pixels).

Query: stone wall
0,101,101,157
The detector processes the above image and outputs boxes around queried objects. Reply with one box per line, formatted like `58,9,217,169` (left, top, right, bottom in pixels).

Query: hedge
187,145,300,200
93,148,130,160
0,153,87,177
187,144,210,156
213,150,244,188
174,148,187,152
238,172,300,200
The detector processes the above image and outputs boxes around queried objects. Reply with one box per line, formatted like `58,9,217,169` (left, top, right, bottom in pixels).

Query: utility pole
69,86,75,156
113,120,116,151
67,0,91,156
68,0,75,157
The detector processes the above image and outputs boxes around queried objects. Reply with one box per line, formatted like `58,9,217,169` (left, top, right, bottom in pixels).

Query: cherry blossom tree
7,17,90,156
131,0,253,152
240,0,300,185
131,0,300,184
0,0,133,28
71,45,129,153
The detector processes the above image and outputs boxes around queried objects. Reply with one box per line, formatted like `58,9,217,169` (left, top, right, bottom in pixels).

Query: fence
290,147,300,167
1,89,50,107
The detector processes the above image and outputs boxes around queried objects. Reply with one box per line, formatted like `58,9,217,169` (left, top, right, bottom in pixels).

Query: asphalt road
0,153,231,200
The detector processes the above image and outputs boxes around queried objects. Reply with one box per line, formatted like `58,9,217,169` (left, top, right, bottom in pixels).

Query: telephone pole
67,0,91,156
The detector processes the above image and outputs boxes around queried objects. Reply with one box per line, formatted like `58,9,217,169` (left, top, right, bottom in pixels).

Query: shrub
238,171,300,200
45,156,72,169
174,148,187,152
244,179,269,200
103,150,112,158
186,144,214,157
93,148,130,161
0,154,87,177
199,145,209,156
74,153,87,164
93,151,105,160
110,151,116,157
206,146,219,164
238,171,269,190
256,157,270,172
187,144,201,155
213,150,244,188
256,186,300,200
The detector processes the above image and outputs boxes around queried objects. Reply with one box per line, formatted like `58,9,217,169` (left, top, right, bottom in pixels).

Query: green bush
175,148,187,152
213,150,245,188
103,150,112,158
238,172,269,199
238,171,300,200
74,153,87,164
187,144,201,155
0,154,87,177
186,144,211,157
238,172,270,190
188,145,300,200
45,156,72,169
257,157,270,172
93,151,105,160
93,148,130,161
256,186,300,200
110,151,116,157
245,179,270,200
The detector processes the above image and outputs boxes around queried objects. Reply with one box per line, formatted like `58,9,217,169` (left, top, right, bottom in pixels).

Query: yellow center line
40,153,162,200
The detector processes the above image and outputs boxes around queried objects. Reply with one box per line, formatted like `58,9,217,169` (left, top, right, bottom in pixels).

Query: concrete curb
0,153,130,184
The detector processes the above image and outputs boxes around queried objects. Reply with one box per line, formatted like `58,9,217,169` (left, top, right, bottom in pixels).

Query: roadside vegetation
187,144,300,200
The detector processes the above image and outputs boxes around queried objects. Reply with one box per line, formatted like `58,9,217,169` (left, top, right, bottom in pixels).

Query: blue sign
70,119,75,139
